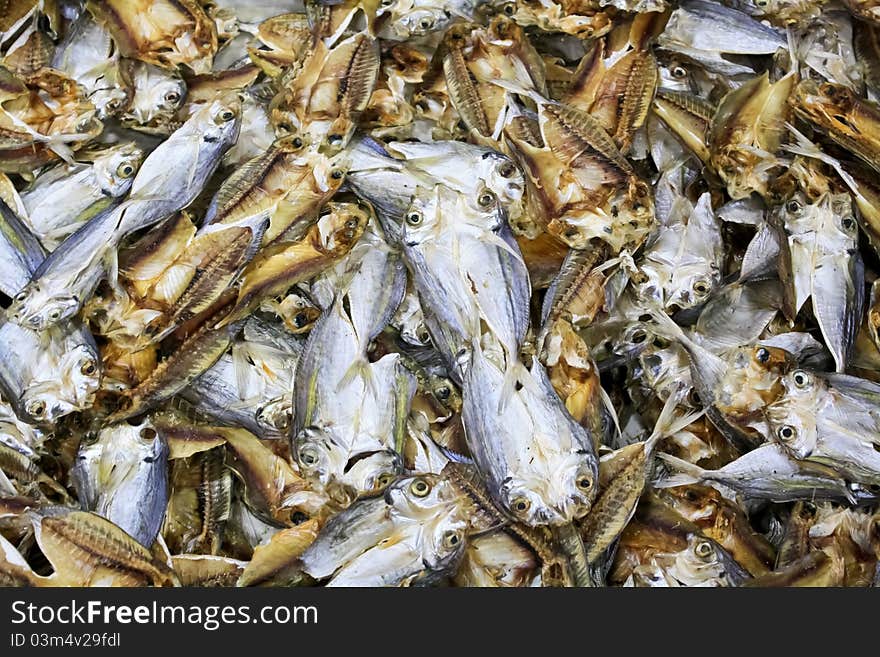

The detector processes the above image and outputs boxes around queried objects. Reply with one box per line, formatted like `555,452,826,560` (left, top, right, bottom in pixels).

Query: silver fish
71,418,169,547
299,474,469,586
182,318,304,438
121,62,187,132
19,143,144,249
765,369,880,486
8,98,241,331
400,184,530,391
656,444,856,503
773,192,864,372
51,10,131,118
462,345,599,527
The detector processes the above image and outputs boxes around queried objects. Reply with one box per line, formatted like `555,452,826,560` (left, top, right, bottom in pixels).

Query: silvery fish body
71,418,169,547
299,474,468,586
8,99,241,331
183,318,304,438
462,346,599,527
19,143,144,249
400,184,530,379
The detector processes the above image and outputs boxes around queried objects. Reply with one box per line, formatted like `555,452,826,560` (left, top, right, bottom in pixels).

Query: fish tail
337,356,375,396
654,453,706,488
496,358,533,413
646,385,706,453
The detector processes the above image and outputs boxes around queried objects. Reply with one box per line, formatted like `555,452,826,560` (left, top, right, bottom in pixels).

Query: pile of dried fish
3,0,880,588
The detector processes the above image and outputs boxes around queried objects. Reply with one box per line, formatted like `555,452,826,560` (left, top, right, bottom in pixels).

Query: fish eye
299,446,320,467
841,216,856,231
419,17,434,30
291,511,309,524
410,478,431,497
511,496,530,515
576,474,593,492
498,160,517,178
630,328,648,344
756,0,768,6
345,217,360,230
377,473,395,488
48,308,62,321
276,412,291,430
292,136,303,148
477,190,497,209
80,359,98,376
688,388,702,406
217,108,236,123
802,502,817,517
694,540,714,560
139,427,157,441
331,169,344,180
292,312,308,328
27,400,46,418
692,279,711,296
327,134,343,145
117,163,135,178
671,66,687,79
381,0,394,5
684,489,699,502
164,90,181,104
435,385,451,401
442,530,462,549
792,370,810,388
406,211,423,226
777,424,796,440
107,99,121,111
755,347,770,363
502,2,516,15
785,200,803,215
14,291,27,303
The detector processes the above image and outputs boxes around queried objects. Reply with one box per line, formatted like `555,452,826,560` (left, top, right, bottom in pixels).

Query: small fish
71,418,169,547
299,474,469,586
655,443,857,503
19,142,144,249
462,344,599,527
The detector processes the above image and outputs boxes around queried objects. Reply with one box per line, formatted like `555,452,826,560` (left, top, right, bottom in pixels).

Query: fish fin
336,356,376,398
598,384,622,444
646,384,705,453
653,453,706,487
497,358,540,413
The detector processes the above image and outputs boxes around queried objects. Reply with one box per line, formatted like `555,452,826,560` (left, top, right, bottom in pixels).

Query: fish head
9,284,81,331
18,385,76,426
385,474,457,515
91,84,131,120
665,267,718,313
401,184,445,248
255,397,292,434
198,97,243,147
390,7,454,39
58,342,101,407
93,143,144,197
475,152,525,219
126,67,186,126
344,450,403,498
655,484,721,523
316,199,371,254
293,427,400,505
500,453,597,527
293,426,338,488
764,369,821,458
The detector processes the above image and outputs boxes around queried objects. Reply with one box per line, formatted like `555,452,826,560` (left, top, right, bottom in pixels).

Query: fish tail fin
646,384,705,454
648,308,688,343
496,357,535,413
653,453,706,488
337,356,375,397
599,384,622,444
